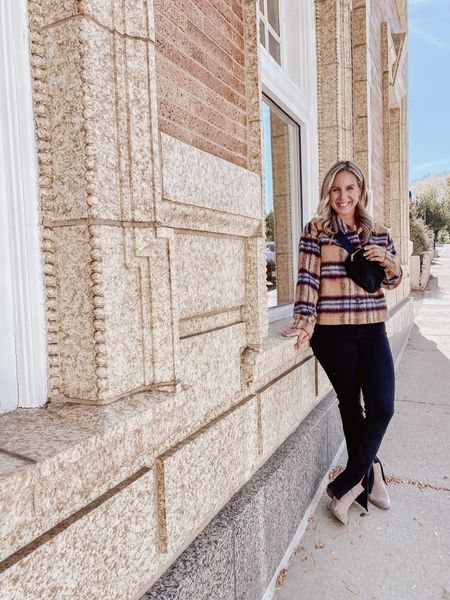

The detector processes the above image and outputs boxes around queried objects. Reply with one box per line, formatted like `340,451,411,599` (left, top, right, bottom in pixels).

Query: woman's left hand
363,244,386,263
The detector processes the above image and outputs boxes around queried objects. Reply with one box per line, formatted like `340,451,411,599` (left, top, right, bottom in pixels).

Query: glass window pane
259,19,265,47
268,32,281,65
262,100,301,309
267,0,280,35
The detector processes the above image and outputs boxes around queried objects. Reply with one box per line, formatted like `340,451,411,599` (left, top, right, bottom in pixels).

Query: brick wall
154,0,249,169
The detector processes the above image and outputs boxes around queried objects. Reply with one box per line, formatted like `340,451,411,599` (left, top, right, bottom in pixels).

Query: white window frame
0,0,47,412
260,0,319,323
258,0,282,66
262,95,303,321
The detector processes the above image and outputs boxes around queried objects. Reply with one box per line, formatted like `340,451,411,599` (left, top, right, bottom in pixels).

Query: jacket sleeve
292,222,321,338
380,230,403,290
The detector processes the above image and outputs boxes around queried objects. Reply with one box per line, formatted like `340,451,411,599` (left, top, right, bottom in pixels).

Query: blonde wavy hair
316,160,374,243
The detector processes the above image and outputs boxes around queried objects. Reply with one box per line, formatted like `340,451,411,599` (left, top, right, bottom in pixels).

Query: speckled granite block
160,132,261,220
141,519,235,600
42,16,156,222
323,394,344,466
0,388,192,563
156,396,258,555
227,486,266,600
0,468,160,600
243,237,269,349
241,319,314,392
259,407,329,582
259,361,309,458
179,323,247,416
49,221,182,403
143,392,337,600
233,401,333,597
175,234,246,319
0,453,37,540
52,224,97,399
40,0,155,38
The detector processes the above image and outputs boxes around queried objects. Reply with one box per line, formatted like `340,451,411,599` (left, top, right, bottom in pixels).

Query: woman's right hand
281,327,311,350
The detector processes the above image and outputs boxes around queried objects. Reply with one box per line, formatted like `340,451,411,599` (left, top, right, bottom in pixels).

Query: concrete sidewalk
274,246,450,600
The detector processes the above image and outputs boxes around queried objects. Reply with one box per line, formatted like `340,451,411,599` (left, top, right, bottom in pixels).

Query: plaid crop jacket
292,215,403,337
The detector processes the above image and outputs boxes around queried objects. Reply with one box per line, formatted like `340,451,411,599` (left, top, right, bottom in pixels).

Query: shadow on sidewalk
274,278,450,600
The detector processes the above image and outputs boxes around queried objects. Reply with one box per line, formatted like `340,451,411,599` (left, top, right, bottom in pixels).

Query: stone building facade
0,0,412,598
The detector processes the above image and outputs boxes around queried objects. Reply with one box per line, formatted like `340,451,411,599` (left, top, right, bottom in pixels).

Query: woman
282,160,402,526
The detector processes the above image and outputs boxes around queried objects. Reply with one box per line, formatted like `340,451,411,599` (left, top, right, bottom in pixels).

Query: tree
412,174,447,205
416,198,450,237
411,174,450,239
409,217,431,256
265,210,274,241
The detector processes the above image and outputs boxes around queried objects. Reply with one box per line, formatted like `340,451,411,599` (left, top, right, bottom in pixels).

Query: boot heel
378,460,388,484
368,461,390,509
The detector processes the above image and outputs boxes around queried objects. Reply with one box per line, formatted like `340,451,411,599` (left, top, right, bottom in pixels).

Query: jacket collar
336,215,362,235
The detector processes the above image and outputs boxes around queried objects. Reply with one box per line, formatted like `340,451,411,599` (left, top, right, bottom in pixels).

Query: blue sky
409,0,450,181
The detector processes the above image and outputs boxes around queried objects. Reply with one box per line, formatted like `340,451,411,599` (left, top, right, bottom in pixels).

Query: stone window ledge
0,386,192,562
242,316,315,394
0,316,317,565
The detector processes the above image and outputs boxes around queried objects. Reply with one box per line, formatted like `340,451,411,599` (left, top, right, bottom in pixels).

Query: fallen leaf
315,542,325,549
342,580,361,595
329,466,345,479
275,569,288,588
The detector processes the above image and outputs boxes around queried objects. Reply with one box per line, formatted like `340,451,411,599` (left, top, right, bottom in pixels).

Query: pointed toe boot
328,480,365,526
368,461,390,509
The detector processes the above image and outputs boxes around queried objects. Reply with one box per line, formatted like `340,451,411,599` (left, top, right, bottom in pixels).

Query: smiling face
329,170,363,225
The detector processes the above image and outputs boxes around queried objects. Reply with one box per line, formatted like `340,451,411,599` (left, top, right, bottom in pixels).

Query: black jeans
310,322,395,510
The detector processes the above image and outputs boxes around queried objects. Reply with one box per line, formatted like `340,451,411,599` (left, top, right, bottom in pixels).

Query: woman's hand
281,327,310,350
363,244,386,263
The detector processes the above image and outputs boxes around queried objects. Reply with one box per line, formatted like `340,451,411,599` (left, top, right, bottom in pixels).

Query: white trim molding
260,0,319,224
0,0,48,410
260,0,319,322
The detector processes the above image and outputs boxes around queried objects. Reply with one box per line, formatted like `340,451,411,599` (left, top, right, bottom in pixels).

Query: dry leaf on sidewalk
314,542,325,549
275,568,288,588
342,580,361,595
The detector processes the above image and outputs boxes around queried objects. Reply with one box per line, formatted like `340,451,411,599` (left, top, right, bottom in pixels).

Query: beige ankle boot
328,480,364,525
368,462,390,509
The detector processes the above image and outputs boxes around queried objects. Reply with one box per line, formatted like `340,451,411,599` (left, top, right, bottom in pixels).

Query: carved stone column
382,22,408,266
242,0,268,349
352,0,372,203
315,0,354,182
28,0,181,403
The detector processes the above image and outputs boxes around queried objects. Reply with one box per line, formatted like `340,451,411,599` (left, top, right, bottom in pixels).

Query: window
262,96,302,312
258,0,281,65
0,0,47,413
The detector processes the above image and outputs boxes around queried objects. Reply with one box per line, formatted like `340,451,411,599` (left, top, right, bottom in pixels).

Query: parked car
266,242,276,286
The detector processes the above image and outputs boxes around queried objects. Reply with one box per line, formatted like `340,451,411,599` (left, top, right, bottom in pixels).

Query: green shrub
410,217,431,255
437,229,450,244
